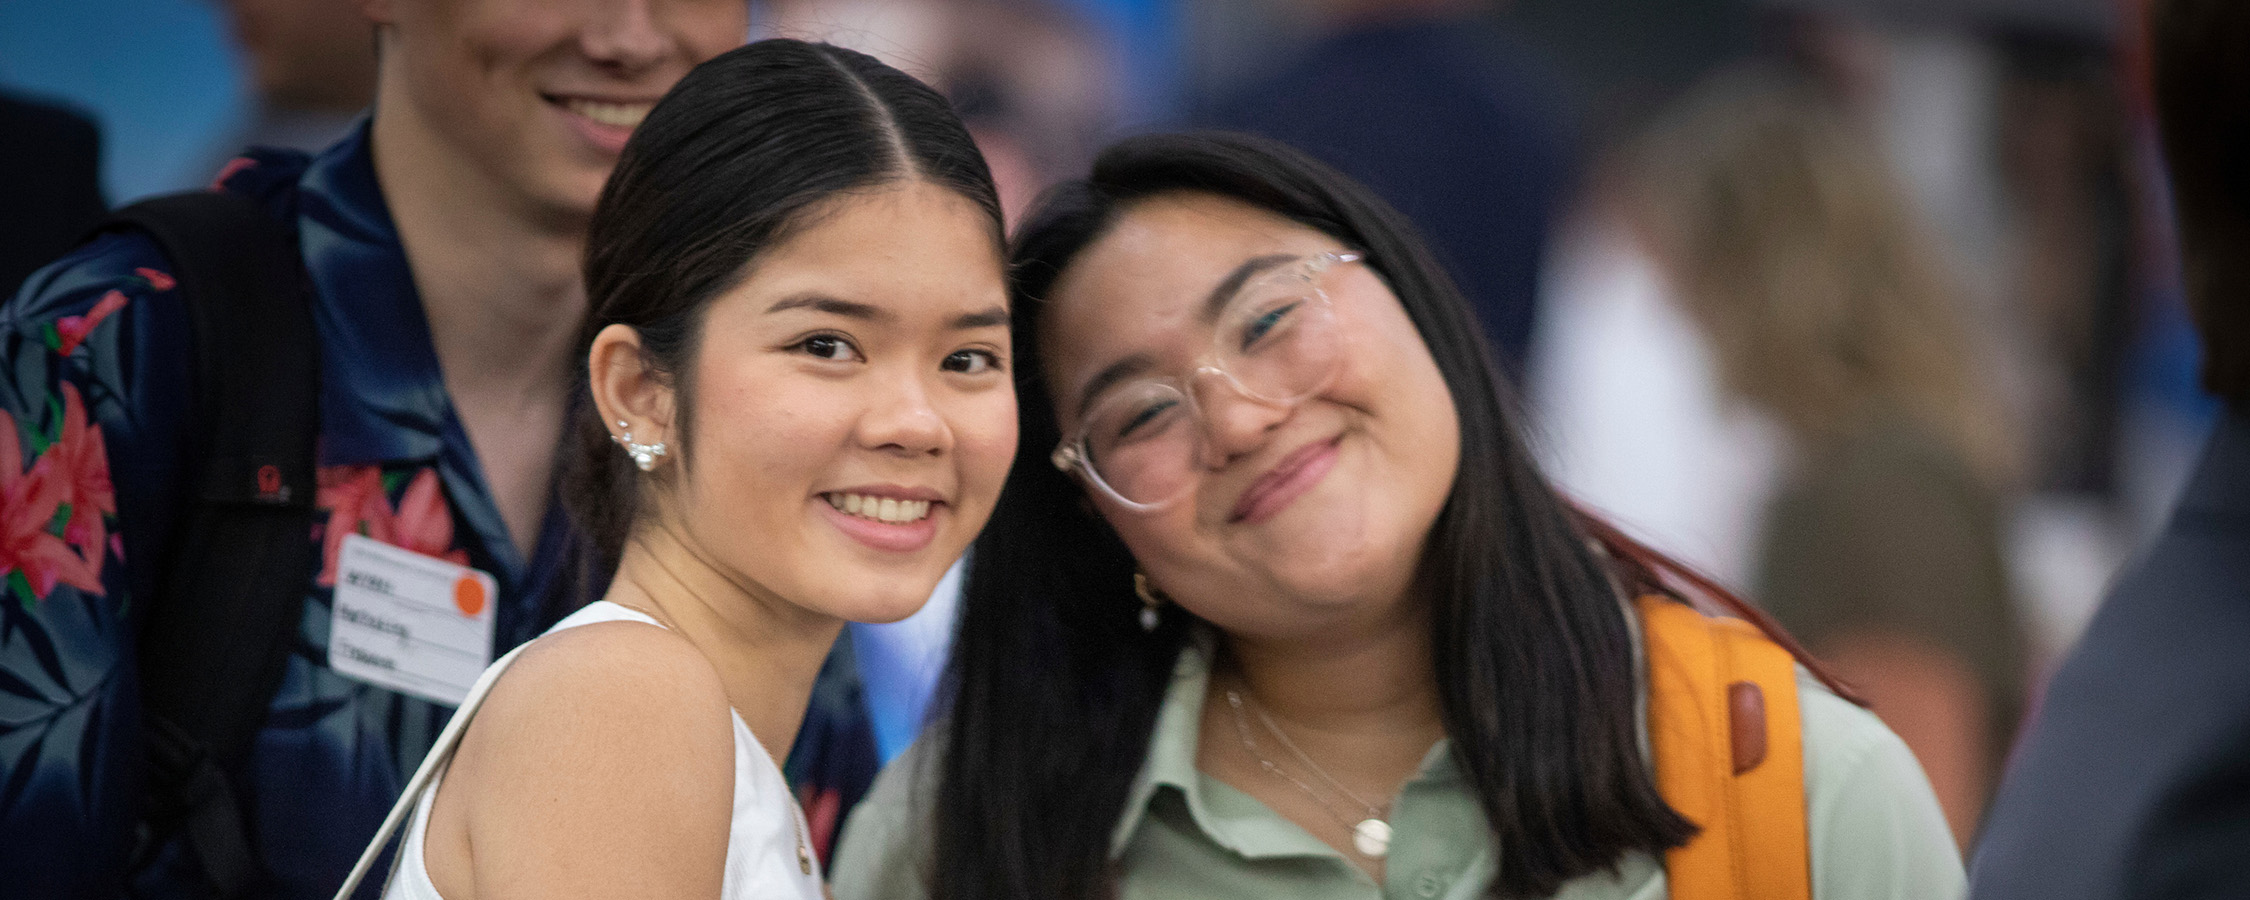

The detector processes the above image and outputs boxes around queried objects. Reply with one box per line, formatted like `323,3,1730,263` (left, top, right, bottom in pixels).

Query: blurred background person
757,0,1122,223
1765,6,2176,678
1523,7,2186,835
1192,0,1576,375
0,91,107,299
1624,68,2028,845
197,0,379,171
1971,1,2250,895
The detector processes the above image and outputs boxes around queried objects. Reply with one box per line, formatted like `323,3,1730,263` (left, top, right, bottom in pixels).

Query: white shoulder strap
330,639,539,900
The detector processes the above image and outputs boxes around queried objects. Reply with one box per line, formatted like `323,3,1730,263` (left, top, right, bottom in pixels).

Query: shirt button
1414,871,1446,898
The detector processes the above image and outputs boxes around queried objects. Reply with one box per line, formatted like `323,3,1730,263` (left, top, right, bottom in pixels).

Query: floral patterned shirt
0,125,877,900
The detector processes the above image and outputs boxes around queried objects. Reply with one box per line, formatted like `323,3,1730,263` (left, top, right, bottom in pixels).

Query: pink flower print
316,465,394,587
390,470,468,567
55,290,129,358
800,785,843,864
210,157,257,190
315,466,470,585
134,268,176,291
0,410,102,600
46,384,116,570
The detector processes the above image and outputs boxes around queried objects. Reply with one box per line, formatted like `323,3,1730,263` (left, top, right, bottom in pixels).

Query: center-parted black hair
558,39,1001,588
926,132,1716,900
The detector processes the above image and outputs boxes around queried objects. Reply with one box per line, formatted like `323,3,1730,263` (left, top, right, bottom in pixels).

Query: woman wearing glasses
832,133,1961,899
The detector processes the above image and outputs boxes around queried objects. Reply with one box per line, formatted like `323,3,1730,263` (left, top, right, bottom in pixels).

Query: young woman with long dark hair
832,133,1960,899
331,39,1016,900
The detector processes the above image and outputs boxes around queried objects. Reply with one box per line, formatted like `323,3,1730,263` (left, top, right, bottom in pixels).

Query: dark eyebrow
949,306,1010,330
766,294,891,321
1067,255,1295,420
1200,254,1296,321
1073,353,1156,423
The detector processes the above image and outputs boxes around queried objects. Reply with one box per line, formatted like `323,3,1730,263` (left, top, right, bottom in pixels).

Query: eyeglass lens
1080,259,1345,507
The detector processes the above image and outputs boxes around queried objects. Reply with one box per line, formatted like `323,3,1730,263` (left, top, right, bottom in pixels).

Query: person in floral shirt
0,3,875,898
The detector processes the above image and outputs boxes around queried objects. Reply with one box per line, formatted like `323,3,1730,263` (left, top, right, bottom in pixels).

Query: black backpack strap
100,191,319,898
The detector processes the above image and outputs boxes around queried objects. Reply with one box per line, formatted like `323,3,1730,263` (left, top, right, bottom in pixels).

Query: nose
579,0,670,76
859,371,953,458
1190,369,1289,469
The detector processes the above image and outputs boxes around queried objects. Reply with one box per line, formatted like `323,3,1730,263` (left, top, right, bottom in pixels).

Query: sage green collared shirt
832,642,1964,900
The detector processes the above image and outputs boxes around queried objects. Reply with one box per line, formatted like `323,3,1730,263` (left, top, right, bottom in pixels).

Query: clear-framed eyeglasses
1051,251,1362,511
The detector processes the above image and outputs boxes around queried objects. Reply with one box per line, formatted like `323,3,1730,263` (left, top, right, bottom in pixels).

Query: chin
1271,537,1401,605
1272,571,1378,611
805,564,949,625
517,162,611,221
827,589,935,626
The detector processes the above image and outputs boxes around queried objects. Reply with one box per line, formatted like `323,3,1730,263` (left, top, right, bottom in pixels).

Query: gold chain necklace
1224,688,1394,858
768,751,815,876
606,600,815,875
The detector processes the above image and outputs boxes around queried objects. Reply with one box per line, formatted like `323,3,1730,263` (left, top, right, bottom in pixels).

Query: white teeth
565,99,651,129
823,493,932,524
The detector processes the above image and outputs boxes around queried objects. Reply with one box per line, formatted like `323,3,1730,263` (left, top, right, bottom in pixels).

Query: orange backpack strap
1635,594,1810,900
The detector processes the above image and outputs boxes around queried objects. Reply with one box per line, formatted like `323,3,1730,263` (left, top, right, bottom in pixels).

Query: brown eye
943,349,1002,375
797,334,860,361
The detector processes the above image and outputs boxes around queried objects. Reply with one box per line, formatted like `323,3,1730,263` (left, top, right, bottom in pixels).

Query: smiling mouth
556,97,653,129
1229,436,1343,524
823,492,935,524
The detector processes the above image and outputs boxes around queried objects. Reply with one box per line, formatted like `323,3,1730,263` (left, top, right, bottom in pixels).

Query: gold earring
1133,571,1164,632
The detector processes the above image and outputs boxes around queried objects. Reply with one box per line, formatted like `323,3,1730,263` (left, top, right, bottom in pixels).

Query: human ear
588,324,676,453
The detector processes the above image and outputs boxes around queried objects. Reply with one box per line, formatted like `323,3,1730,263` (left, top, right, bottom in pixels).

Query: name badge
328,532,497,706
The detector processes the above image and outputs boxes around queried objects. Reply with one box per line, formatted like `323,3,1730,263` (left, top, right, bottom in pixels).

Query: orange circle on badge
453,576,487,618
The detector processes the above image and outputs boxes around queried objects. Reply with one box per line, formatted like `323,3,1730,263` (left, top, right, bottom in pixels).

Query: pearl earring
1134,571,1165,632
612,420,667,471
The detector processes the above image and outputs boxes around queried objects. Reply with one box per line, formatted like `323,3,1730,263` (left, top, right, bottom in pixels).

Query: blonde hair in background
1628,66,2021,487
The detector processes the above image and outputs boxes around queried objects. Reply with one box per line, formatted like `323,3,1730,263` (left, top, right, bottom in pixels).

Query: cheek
684,364,848,505
1096,502,1208,583
1287,312,1460,562
953,390,1019,500
672,9,751,62
1364,360,1461,545
1342,299,1459,446
457,0,570,60
1385,351,1460,461
396,29,532,131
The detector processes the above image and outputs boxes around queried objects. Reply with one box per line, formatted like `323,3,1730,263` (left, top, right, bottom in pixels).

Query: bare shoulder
506,619,723,699
465,619,734,773
427,620,735,899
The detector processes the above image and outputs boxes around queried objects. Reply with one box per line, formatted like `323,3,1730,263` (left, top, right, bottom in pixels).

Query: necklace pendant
1352,818,1392,858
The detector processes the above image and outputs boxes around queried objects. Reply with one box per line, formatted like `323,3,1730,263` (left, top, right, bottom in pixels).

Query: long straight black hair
928,132,1841,899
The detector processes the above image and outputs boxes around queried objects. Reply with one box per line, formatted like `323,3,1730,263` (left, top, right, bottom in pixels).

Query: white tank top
364,601,824,900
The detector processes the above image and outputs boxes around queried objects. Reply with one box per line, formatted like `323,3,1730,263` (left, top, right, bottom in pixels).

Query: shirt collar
1109,631,1464,862
284,121,551,586
1110,634,1213,858
293,120,451,467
